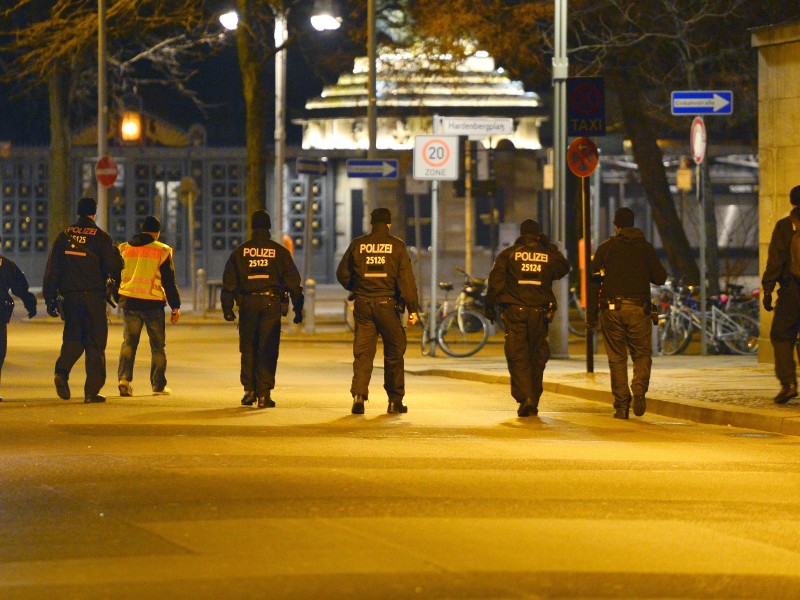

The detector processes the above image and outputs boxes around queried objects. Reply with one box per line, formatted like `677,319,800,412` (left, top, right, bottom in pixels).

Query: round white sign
690,117,706,165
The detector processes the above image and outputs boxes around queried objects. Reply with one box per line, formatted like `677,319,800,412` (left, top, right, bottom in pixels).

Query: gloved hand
223,309,236,322
27,307,37,319
763,291,773,312
46,300,60,318
484,305,496,324
292,294,304,324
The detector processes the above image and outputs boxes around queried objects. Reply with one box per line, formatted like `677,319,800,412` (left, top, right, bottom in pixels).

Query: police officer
484,219,570,417
43,197,124,403
116,216,181,397
587,207,667,419
336,207,419,415
762,185,800,404
0,252,38,401
221,210,303,408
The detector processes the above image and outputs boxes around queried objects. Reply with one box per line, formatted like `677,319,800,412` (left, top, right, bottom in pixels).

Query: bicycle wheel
658,307,693,355
718,312,759,355
437,309,489,357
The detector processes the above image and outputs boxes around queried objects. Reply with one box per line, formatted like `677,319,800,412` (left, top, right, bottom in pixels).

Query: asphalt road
2,321,800,599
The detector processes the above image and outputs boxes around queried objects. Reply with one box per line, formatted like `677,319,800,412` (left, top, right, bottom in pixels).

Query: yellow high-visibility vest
118,240,172,302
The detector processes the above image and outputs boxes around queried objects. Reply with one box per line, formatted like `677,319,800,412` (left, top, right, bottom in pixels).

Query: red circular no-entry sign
95,155,119,188
567,137,599,177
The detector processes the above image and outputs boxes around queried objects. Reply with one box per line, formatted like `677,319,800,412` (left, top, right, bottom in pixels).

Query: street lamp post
97,0,108,230
366,0,377,218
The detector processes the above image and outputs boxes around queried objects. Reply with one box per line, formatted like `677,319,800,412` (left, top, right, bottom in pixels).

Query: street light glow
219,11,238,31
310,13,341,31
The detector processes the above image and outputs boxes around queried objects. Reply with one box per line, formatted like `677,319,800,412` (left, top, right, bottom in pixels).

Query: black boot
241,390,256,406
387,400,408,414
632,394,646,417
257,393,276,408
351,394,366,414
613,398,630,419
517,398,538,417
774,382,798,404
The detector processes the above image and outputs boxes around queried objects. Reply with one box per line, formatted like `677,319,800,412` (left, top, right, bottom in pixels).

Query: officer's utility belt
601,297,649,311
248,291,281,299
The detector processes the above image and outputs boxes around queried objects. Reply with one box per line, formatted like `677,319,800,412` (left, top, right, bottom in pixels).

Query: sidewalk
404,352,800,438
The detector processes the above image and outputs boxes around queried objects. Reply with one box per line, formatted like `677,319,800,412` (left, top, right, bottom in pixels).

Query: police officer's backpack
790,215,800,277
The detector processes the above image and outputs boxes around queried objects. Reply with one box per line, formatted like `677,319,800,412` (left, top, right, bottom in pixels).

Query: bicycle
568,286,586,337
657,282,759,355
420,268,492,358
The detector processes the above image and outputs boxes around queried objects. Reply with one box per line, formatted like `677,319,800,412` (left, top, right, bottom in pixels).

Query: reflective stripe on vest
118,241,171,302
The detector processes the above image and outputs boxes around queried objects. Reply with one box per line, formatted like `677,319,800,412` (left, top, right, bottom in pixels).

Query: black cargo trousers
55,291,108,397
770,282,800,386
238,294,282,397
351,295,406,402
503,305,550,405
600,300,653,409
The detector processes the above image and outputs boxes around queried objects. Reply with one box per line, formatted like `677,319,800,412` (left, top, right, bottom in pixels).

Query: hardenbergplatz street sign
671,90,733,115
439,117,514,138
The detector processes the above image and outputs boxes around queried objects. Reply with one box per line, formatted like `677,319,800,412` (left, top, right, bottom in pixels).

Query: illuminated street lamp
120,111,142,143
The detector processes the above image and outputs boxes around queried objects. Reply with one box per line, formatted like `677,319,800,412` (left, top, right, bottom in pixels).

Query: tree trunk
611,76,700,284
236,0,270,236
47,68,71,240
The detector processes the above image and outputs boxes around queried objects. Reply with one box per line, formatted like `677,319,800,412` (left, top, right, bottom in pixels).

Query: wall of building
753,20,800,362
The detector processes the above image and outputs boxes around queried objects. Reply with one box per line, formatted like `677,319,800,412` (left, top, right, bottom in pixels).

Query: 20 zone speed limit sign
413,135,459,181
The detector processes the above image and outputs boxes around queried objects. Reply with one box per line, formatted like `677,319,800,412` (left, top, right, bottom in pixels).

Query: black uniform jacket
43,216,123,304
336,223,419,314
762,206,800,294
588,227,667,322
485,234,571,309
0,255,37,315
221,230,303,312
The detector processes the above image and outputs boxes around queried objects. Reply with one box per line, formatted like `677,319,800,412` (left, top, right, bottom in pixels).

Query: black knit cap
141,215,161,233
520,219,539,235
370,208,392,225
251,209,271,230
791,185,800,206
77,197,97,216
613,207,635,228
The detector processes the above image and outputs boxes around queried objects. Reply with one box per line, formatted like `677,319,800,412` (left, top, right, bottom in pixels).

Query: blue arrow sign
671,91,733,115
346,159,399,179
296,157,326,176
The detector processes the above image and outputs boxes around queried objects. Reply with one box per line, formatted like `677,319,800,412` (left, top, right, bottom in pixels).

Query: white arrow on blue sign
346,159,398,179
671,90,733,115
296,157,326,176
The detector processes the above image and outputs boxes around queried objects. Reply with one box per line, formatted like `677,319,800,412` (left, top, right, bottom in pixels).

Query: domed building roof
300,49,547,151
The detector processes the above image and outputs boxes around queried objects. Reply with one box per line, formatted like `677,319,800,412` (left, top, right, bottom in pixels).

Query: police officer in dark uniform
762,185,800,404
0,252,38,401
221,210,303,409
336,207,419,415
587,207,667,419
43,197,124,403
484,219,570,417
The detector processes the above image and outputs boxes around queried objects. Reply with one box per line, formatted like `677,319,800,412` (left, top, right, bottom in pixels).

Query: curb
409,367,800,438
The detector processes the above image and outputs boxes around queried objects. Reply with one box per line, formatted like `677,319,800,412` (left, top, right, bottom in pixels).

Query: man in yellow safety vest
116,215,181,397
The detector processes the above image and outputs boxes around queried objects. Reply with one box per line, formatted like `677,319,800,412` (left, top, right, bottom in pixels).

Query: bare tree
1,0,230,238
404,0,798,291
